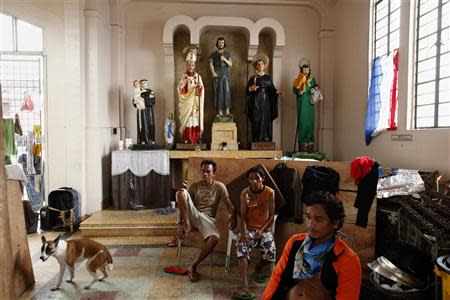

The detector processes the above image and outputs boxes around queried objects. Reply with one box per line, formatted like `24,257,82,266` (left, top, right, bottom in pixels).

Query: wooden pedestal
211,122,238,151
251,142,275,150
176,143,208,150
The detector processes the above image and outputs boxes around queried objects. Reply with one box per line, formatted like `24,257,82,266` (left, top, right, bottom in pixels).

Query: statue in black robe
132,79,155,144
245,54,279,142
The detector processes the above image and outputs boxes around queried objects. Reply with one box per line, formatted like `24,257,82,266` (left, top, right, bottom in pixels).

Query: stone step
79,209,178,237
79,224,177,237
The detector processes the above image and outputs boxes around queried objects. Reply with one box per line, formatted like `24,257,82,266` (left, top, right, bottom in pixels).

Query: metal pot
368,256,424,289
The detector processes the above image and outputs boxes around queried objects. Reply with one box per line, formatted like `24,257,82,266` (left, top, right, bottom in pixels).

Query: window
415,0,450,128
1,13,45,209
374,0,401,58
0,13,43,52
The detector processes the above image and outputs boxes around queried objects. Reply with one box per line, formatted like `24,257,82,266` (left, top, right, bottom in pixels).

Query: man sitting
234,166,276,299
262,191,362,300
170,159,236,282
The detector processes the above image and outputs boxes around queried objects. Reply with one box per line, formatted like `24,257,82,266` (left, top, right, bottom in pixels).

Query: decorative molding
84,9,110,29
273,46,284,59
163,44,174,56
319,29,335,39
163,15,285,47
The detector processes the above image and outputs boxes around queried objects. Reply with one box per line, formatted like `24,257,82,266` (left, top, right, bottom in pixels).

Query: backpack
302,166,340,201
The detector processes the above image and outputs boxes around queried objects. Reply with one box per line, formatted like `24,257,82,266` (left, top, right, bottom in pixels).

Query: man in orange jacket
262,191,361,300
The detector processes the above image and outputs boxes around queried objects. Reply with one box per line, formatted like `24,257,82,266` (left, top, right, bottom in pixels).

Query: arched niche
163,15,285,148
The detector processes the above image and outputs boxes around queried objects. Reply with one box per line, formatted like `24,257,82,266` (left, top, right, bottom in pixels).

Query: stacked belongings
302,165,340,200
270,162,302,223
40,187,80,232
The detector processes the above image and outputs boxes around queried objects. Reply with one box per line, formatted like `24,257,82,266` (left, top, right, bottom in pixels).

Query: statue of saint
245,53,281,142
293,59,321,152
177,46,204,144
164,113,175,149
209,37,232,118
132,79,155,144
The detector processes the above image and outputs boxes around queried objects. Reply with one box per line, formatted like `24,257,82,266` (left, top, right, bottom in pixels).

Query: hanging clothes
26,132,36,175
354,162,379,228
21,94,35,112
270,162,303,223
14,114,23,136
3,118,16,164
351,156,375,185
33,124,41,138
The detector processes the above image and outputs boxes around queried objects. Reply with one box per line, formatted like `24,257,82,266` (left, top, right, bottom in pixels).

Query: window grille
415,0,450,128
374,0,401,58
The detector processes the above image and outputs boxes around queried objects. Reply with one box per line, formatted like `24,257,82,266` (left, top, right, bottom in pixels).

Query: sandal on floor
254,273,270,284
187,269,200,282
167,235,183,247
163,266,188,275
232,289,256,300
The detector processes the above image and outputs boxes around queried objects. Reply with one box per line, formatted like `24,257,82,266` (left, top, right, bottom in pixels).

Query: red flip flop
187,269,200,282
163,266,188,275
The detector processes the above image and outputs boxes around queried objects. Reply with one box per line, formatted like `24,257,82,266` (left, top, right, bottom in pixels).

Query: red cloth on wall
351,156,375,185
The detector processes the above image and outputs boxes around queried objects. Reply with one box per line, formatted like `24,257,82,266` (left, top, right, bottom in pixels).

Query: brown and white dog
40,235,113,291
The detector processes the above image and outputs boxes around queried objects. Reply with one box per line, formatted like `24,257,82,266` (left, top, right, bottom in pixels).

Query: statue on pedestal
245,53,281,143
293,58,322,152
132,79,155,144
177,46,204,144
209,37,232,119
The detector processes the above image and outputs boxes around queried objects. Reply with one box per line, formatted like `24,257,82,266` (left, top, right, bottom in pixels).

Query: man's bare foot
186,265,200,282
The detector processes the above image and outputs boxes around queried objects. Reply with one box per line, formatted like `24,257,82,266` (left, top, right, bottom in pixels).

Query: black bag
302,166,340,201
47,187,80,231
40,205,50,231
23,200,38,233
270,163,303,223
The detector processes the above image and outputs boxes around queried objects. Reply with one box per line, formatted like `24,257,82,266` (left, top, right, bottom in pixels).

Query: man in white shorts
170,159,237,282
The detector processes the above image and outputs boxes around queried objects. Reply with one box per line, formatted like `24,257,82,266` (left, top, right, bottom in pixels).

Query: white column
84,8,111,214
163,44,175,116
272,46,284,149
318,29,335,159
64,0,86,215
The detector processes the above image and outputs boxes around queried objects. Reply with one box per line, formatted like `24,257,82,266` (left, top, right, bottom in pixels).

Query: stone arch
162,15,285,50
163,15,195,45
254,18,285,47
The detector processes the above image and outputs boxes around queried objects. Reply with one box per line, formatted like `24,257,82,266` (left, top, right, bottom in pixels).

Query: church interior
1,0,449,299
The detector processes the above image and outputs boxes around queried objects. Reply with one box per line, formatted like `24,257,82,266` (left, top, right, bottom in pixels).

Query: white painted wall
333,0,450,176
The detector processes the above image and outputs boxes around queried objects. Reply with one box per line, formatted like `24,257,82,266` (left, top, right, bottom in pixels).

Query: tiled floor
20,232,268,300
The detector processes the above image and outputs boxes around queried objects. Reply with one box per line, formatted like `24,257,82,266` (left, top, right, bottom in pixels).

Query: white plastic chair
225,214,278,272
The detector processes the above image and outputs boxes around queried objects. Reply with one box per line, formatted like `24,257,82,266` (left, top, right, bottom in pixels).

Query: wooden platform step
79,209,178,237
